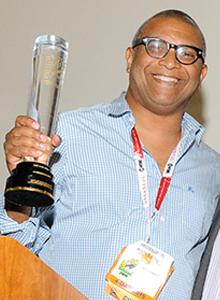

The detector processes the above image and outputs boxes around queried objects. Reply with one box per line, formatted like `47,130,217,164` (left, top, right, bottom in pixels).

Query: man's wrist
5,198,32,222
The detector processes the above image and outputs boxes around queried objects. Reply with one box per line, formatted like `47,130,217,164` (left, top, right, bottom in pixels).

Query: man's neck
126,95,183,172
127,97,183,138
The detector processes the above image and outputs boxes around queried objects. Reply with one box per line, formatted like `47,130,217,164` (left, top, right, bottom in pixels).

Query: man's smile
152,74,180,84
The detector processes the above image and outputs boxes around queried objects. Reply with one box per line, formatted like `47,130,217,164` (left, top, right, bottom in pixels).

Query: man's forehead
141,16,203,46
142,16,195,32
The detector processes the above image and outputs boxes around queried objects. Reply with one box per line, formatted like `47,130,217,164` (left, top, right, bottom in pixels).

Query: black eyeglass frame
132,37,205,65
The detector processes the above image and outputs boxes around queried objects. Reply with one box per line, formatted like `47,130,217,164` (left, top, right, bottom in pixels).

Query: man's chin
146,100,187,116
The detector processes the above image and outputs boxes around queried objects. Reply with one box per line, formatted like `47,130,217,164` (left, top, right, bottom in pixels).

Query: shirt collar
108,92,204,145
181,113,204,145
108,92,131,117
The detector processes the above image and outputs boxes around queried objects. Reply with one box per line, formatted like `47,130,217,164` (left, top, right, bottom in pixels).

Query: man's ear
200,63,208,82
125,47,134,73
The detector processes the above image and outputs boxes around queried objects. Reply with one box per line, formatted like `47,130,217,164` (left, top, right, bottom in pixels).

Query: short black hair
132,9,206,55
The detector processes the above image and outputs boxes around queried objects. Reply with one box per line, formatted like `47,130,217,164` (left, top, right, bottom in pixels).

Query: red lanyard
132,127,181,215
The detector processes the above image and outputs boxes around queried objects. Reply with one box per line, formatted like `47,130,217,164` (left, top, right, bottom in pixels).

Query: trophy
4,35,69,207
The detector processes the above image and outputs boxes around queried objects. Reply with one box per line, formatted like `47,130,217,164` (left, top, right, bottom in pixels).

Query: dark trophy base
4,161,54,207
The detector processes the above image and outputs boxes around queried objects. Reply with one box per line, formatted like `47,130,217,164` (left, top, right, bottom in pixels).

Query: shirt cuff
0,206,50,253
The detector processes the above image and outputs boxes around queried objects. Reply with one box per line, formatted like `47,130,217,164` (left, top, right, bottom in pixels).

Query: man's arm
0,115,61,252
191,198,220,299
0,196,52,253
6,206,32,223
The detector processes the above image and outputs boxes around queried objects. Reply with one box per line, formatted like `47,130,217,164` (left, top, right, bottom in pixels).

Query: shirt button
160,216,165,223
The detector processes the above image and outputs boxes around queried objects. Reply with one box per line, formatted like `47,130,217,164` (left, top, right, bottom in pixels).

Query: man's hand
4,115,61,173
3,115,61,222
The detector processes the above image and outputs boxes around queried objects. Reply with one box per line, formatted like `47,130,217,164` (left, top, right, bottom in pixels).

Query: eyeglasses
132,37,205,65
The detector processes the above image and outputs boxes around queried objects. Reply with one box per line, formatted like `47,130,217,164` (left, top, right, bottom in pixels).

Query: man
1,9,220,300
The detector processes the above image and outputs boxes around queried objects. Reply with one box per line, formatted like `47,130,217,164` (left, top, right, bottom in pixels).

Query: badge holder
105,241,174,300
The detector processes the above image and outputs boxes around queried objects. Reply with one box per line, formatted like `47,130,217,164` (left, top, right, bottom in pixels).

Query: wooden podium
0,236,88,300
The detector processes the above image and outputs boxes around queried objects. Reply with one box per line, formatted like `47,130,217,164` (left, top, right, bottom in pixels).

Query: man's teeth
154,75,178,83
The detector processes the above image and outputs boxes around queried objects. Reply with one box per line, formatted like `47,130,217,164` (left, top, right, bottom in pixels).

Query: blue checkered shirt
1,93,220,299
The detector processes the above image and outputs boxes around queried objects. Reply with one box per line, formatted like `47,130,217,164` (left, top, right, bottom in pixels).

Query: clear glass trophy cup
4,35,69,207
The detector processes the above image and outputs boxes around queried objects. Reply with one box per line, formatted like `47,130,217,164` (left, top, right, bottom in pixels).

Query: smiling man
125,12,208,174
1,9,220,300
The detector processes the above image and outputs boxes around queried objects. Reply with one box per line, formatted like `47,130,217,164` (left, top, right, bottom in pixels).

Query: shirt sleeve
0,193,51,254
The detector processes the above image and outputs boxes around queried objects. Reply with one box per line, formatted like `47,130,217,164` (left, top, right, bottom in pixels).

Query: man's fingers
51,134,61,148
4,115,61,173
15,115,40,129
5,142,44,159
5,126,47,143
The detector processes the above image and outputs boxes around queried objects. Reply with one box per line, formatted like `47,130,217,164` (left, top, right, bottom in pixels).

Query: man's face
126,17,208,116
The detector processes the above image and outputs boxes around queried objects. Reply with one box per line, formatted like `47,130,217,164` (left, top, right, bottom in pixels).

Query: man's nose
158,49,181,69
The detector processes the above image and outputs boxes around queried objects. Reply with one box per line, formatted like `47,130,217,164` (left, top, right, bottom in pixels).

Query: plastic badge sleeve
105,241,174,300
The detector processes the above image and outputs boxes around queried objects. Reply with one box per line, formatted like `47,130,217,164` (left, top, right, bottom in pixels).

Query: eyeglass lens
146,39,198,64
